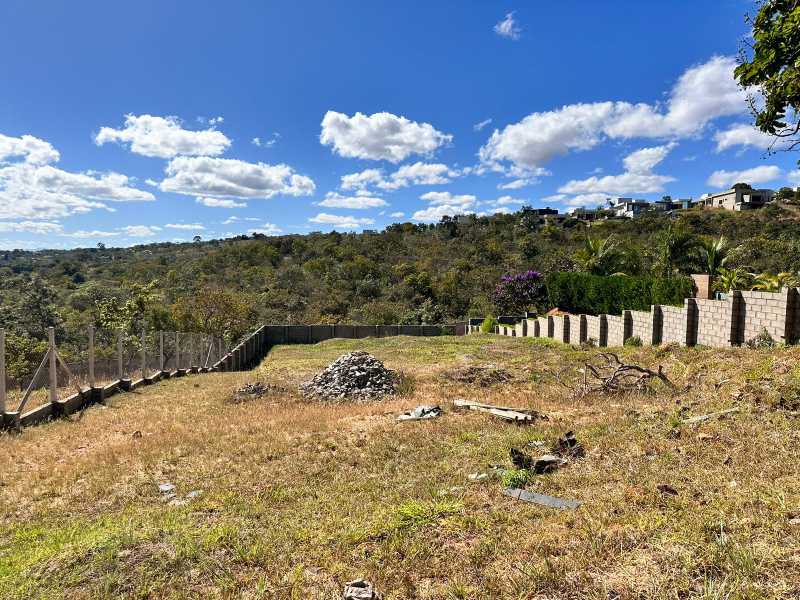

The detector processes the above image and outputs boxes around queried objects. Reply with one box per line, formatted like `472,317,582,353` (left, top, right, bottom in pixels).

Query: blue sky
1,0,799,249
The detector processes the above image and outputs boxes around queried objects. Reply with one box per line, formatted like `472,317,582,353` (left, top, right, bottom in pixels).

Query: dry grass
1,334,799,599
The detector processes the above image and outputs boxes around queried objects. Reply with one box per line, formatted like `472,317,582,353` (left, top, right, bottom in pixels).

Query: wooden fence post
117,330,124,380
159,331,165,372
48,327,58,404
88,325,95,388
0,329,6,415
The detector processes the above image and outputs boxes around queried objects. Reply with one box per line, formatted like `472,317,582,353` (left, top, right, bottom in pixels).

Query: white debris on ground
396,405,442,421
300,351,397,401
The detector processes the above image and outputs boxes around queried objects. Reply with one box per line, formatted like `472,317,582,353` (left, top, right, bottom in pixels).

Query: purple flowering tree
492,270,545,314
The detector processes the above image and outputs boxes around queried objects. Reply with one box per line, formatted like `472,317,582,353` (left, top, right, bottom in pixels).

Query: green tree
697,235,732,276
15,277,61,338
714,267,751,293
735,0,800,162
573,236,621,275
653,225,698,277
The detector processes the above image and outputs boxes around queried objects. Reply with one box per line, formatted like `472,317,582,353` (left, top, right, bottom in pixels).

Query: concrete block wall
661,299,698,346
606,311,632,347
552,315,569,343
695,296,741,348
568,315,587,345
585,315,607,346
514,320,527,337
537,316,553,338
793,289,800,344
526,318,539,338
739,289,794,344
629,306,662,345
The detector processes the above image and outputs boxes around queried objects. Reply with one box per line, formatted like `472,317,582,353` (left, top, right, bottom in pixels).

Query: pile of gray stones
300,351,397,401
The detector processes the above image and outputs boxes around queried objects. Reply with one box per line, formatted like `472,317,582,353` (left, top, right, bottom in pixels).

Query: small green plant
501,468,532,488
746,328,776,349
480,316,498,333
624,335,642,347
392,499,462,531
395,371,416,395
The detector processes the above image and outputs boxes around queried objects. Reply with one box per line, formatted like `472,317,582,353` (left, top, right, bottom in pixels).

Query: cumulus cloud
318,192,388,209
95,114,231,158
389,211,405,218
340,162,460,192
714,123,775,152
480,56,745,171
558,143,676,196
320,111,452,162
706,165,782,188
494,12,521,40
64,229,120,238
195,197,247,208
0,220,63,234
788,171,800,186
412,191,478,222
308,212,375,230
120,225,162,237
160,156,315,200
249,223,283,235
0,161,153,220
498,177,534,190
165,222,205,230
0,133,60,165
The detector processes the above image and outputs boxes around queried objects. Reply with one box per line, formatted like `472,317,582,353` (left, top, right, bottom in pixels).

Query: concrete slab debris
682,407,740,424
343,579,379,600
397,405,442,421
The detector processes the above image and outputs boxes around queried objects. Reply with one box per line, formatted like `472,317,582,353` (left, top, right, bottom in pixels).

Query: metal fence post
0,329,6,414
159,331,165,372
88,325,95,388
117,330,124,380
48,327,58,404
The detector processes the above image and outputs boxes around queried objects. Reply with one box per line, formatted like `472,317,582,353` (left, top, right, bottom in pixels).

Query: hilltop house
697,183,775,211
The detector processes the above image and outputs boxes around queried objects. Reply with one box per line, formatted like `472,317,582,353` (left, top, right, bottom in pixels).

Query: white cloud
706,165,782,188
160,156,315,199
165,222,205,230
318,192,388,209
480,56,745,171
341,162,460,192
561,193,610,208
558,143,676,195
420,191,477,207
0,158,153,220
64,229,120,238
0,133,60,165
494,12,521,40
0,220,63,234
309,212,375,229
412,191,478,222
195,196,246,208
320,111,452,162
249,223,283,235
788,171,800,186
120,225,162,237
473,118,493,132
95,114,231,158
541,193,567,202
252,133,280,148
498,178,532,190
714,123,775,152
389,211,405,218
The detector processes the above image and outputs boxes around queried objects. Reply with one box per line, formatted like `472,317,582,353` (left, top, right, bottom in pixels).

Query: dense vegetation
2,202,800,378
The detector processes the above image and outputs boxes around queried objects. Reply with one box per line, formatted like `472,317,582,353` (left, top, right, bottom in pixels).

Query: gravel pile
300,351,397,401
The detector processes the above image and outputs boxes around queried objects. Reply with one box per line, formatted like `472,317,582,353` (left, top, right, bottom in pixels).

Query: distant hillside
2,204,800,338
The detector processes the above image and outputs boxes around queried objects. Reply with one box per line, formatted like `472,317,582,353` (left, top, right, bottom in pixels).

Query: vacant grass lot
1,334,798,599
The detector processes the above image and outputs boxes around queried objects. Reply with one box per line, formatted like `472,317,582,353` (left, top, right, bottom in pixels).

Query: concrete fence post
141,330,147,379
48,327,58,404
175,332,181,370
88,325,95,389
117,330,124,380
0,329,6,414
159,331,165,372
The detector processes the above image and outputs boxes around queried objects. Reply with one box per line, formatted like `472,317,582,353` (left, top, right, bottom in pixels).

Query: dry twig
559,352,674,396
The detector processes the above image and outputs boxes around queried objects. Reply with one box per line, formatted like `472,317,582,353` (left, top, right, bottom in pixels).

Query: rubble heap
300,351,397,401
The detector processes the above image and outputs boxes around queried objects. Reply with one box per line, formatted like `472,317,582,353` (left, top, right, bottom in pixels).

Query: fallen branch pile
559,352,674,396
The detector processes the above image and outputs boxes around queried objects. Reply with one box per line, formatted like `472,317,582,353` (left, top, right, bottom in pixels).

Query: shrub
624,335,642,347
545,272,693,315
492,270,546,314
746,328,776,349
480,316,498,333
501,468,533,488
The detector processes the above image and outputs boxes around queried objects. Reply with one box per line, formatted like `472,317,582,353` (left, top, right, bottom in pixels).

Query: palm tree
573,235,620,275
654,225,698,277
714,267,750,293
751,272,796,292
697,235,731,276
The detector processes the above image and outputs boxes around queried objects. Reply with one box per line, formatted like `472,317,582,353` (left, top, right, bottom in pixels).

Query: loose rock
343,579,379,600
300,352,397,401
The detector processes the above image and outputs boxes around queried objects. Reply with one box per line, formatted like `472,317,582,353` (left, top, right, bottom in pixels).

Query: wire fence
0,327,229,417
